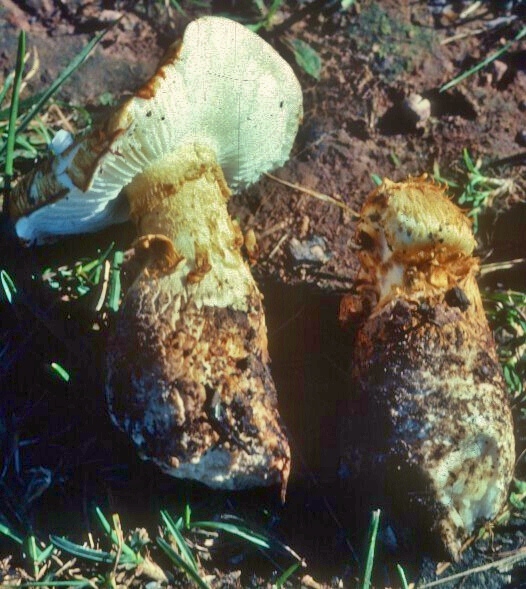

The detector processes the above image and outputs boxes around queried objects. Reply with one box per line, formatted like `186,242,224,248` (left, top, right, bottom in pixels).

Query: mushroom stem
126,144,250,295
106,144,291,496
341,177,515,561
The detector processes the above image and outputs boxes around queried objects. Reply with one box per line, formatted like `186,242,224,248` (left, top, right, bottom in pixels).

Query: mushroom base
341,273,515,561
107,282,290,496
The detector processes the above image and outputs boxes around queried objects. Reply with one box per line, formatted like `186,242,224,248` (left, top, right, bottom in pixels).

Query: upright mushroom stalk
340,177,515,561
9,17,303,496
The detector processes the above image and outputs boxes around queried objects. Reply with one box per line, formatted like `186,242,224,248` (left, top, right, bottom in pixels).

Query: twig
459,1,482,20
483,151,526,171
419,546,526,588
259,220,289,239
440,27,485,45
265,172,360,216
94,260,111,312
268,232,289,260
440,16,518,45
46,103,76,134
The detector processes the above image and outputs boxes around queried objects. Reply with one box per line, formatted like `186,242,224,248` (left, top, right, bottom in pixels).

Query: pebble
288,235,331,266
403,93,431,126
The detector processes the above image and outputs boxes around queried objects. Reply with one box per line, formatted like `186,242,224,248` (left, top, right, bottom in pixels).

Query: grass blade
50,535,115,564
0,522,24,545
25,534,39,576
191,516,303,561
107,250,123,312
49,361,70,383
397,563,409,589
190,520,271,549
362,509,381,589
276,561,301,588
94,507,137,561
184,503,191,530
4,31,26,182
80,242,114,279
0,24,113,159
0,269,17,304
160,510,198,572
35,542,55,564
0,70,15,107
157,536,210,589
440,26,526,92
0,91,47,121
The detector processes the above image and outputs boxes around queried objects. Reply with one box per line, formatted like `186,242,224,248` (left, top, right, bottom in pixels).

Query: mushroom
9,16,303,497
340,177,515,560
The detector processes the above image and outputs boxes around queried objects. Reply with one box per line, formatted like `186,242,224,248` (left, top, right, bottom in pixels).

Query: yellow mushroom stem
106,144,291,496
126,145,242,281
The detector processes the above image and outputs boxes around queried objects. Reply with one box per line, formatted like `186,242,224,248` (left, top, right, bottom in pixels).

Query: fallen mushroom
9,17,303,496
340,176,515,560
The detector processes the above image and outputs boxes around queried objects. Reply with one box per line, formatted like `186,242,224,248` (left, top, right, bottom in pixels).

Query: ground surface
0,1,525,588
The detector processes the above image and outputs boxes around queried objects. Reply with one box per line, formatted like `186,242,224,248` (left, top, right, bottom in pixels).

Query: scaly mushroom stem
106,144,291,496
127,144,253,298
341,177,515,561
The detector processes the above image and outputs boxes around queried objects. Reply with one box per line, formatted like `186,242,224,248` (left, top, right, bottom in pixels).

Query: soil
0,1,525,588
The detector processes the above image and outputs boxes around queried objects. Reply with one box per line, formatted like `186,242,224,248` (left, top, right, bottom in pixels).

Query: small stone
491,60,508,83
403,93,431,127
288,235,331,266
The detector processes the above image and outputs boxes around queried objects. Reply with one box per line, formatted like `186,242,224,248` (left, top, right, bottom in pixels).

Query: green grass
361,509,380,589
433,149,515,233
483,289,526,405
0,506,305,587
4,31,26,189
41,242,124,312
440,25,526,93
0,26,106,194
433,151,525,406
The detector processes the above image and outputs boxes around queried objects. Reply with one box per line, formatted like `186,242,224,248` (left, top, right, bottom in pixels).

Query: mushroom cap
355,177,478,301
11,16,303,244
358,177,476,260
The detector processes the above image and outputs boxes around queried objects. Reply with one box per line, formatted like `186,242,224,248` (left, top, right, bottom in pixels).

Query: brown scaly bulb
9,17,303,497
340,176,515,561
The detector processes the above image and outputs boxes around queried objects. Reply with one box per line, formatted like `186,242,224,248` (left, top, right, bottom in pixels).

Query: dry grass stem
265,172,360,217
421,546,526,588
268,232,289,260
94,260,111,311
480,258,526,276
